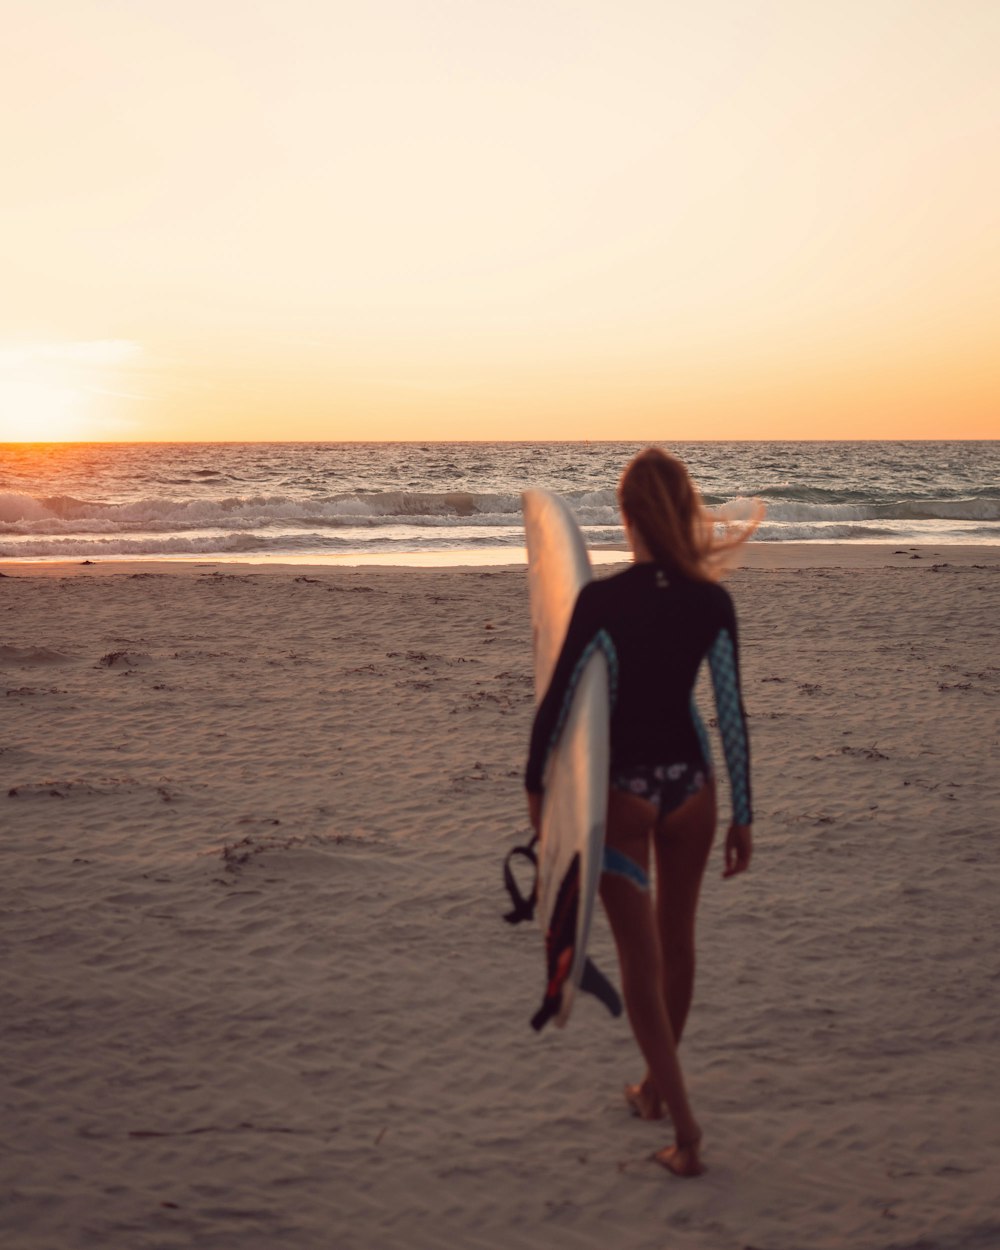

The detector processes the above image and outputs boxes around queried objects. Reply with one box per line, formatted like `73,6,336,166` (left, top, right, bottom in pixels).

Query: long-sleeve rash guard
524,562,752,825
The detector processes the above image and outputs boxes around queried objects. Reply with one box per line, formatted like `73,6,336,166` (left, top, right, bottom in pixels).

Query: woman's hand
723,823,752,878
526,791,542,834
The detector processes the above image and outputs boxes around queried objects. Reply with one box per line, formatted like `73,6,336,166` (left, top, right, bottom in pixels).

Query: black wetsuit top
524,562,753,825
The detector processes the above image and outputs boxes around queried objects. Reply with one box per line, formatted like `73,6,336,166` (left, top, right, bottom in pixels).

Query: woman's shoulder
696,577,734,606
572,568,618,614
570,565,646,623
592,563,641,589
671,574,736,620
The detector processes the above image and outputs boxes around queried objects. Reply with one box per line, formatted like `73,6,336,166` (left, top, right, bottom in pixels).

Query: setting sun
0,377,91,442
0,341,140,442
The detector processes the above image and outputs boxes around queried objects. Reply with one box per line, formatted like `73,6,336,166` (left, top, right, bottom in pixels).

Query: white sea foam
1,441,998,557
2,489,997,539
762,497,1000,523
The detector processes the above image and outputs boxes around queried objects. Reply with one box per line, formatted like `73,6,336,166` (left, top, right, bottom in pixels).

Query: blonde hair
617,447,762,582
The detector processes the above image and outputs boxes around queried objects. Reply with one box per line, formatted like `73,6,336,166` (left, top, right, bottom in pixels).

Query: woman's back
525,562,746,805
583,563,737,770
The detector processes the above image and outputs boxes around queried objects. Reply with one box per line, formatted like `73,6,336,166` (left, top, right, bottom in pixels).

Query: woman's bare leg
653,780,717,1044
627,783,717,1107
600,791,703,1174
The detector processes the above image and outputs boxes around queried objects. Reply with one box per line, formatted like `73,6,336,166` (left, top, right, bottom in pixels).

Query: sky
1,0,998,442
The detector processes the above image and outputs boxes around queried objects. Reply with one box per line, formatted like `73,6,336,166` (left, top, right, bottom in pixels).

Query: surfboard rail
520,489,619,1029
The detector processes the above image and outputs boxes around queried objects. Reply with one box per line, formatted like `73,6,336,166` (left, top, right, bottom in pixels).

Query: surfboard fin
529,958,621,1031
579,956,622,1018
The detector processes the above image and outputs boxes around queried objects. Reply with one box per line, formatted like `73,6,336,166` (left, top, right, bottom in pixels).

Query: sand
1,545,998,1250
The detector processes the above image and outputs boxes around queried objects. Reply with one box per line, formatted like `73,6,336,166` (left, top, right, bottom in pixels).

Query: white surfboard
522,489,616,1029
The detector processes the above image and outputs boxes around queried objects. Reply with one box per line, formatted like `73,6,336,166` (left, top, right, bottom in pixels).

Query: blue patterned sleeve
706,616,753,825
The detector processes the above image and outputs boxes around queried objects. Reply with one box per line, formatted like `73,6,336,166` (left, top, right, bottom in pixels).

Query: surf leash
501,832,539,925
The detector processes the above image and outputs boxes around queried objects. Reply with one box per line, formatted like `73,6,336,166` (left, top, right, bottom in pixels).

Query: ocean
1,441,998,562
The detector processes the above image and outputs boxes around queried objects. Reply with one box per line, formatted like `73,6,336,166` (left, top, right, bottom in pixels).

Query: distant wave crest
1,479,999,557
763,497,1000,523
0,488,616,535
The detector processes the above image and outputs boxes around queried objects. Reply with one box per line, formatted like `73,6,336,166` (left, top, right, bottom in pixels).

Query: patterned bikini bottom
610,760,709,816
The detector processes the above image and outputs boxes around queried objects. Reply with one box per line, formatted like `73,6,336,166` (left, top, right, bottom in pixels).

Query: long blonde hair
617,447,762,581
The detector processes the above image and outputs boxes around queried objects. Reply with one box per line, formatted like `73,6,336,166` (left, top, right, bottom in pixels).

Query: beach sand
2,545,999,1250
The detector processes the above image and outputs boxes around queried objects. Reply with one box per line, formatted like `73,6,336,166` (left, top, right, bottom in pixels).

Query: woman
524,447,757,1178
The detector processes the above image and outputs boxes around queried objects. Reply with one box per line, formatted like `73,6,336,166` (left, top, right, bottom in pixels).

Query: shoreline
3,540,999,576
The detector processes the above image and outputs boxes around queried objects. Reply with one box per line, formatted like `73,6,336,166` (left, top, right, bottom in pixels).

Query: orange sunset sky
1,0,998,443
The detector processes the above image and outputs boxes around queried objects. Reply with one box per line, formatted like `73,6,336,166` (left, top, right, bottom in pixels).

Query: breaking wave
3,488,998,539
2,441,998,557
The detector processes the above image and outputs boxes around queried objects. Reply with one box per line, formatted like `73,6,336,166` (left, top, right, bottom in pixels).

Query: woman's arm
706,598,752,828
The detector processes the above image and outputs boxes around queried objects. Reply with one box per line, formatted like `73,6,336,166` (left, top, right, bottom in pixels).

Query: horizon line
3,436,999,448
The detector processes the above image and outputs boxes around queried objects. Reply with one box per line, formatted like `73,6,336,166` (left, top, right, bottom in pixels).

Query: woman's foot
623,1080,663,1120
653,1135,704,1178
